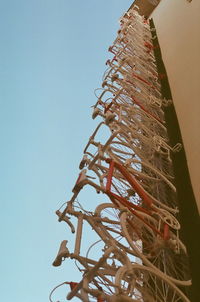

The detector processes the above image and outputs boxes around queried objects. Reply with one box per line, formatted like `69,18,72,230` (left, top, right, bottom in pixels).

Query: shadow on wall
128,0,161,18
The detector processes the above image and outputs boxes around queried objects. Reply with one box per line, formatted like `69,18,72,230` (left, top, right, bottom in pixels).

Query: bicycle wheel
120,211,191,286
115,264,190,302
94,203,140,260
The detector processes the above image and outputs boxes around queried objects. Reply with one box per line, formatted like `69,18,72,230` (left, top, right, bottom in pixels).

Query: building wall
151,0,200,212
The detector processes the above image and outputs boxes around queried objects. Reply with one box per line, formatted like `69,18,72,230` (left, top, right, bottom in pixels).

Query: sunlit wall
150,0,200,212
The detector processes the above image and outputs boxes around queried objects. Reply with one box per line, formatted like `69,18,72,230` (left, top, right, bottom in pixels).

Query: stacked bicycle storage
50,7,191,302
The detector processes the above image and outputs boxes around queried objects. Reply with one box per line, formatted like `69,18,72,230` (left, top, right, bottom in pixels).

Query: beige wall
151,0,200,212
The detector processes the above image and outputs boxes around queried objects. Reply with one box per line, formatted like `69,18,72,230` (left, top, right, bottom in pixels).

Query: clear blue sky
0,1,133,301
